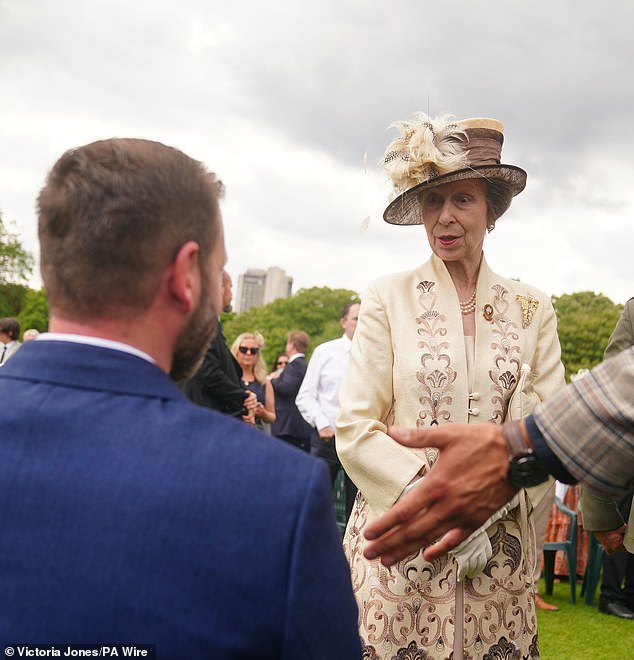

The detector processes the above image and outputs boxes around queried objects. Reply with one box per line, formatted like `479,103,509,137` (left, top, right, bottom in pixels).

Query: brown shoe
535,594,559,611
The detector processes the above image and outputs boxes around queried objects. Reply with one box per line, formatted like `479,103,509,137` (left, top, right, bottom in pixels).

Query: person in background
0,137,361,657
296,302,360,522
181,271,257,424
231,332,276,432
336,113,565,659
0,317,21,365
270,353,288,376
270,330,313,452
581,296,634,619
23,328,41,342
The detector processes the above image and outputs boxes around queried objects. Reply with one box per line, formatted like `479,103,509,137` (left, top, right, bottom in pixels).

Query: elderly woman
336,114,565,660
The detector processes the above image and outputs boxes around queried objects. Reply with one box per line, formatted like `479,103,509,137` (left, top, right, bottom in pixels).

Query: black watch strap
503,420,549,488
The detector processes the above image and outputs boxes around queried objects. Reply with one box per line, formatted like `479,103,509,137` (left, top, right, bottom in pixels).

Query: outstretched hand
362,424,518,566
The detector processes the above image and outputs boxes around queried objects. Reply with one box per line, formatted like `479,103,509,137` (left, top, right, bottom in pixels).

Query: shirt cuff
525,415,577,484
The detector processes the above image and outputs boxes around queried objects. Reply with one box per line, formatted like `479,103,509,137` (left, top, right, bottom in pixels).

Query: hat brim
383,164,527,226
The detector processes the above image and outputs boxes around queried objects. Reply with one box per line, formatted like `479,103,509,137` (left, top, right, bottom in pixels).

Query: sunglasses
276,360,288,367
238,346,259,355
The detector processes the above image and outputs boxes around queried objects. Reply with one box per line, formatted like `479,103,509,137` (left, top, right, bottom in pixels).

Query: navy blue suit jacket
271,356,312,441
0,341,361,659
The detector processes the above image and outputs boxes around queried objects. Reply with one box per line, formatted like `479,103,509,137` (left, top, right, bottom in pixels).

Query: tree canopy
17,288,49,334
552,291,623,381
0,213,34,286
0,213,39,331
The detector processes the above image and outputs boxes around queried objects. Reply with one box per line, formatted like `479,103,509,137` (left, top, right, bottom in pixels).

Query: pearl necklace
459,290,477,315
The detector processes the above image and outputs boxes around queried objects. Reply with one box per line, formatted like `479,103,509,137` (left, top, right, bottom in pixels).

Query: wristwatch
502,420,549,488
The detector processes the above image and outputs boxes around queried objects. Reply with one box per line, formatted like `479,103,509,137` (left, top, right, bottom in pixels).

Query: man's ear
169,241,201,313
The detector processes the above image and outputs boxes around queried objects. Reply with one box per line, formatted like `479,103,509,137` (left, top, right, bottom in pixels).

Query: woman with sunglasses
270,353,289,376
231,332,276,432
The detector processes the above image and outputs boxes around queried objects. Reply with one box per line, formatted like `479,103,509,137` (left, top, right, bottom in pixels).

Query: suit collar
0,340,184,401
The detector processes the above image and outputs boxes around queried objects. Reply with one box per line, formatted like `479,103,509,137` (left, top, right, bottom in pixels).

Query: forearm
529,349,634,497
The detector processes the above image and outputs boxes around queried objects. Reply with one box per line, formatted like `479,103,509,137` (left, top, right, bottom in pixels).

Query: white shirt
296,334,351,431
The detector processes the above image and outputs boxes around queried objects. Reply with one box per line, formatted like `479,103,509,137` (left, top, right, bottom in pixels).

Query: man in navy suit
0,139,361,659
270,330,313,452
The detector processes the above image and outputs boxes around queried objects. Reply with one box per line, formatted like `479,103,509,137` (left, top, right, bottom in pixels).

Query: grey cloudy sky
1,0,632,303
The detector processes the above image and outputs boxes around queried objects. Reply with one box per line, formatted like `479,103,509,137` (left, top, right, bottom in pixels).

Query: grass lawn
536,577,634,659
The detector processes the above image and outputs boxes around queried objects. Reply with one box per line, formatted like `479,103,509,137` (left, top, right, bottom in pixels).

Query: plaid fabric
533,346,634,497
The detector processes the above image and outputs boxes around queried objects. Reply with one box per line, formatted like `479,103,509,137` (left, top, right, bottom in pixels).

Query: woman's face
420,179,489,266
236,337,260,370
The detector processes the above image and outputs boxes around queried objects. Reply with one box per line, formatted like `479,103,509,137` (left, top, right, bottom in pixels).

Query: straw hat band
461,128,504,167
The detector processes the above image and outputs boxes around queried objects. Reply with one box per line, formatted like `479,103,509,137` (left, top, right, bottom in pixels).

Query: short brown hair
38,138,224,320
0,317,20,340
287,330,309,354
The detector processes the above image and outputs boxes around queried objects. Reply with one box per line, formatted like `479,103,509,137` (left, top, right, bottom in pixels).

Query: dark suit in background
271,355,313,452
181,321,246,417
0,340,361,658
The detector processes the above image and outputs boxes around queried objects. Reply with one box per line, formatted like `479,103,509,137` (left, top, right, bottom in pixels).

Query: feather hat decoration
383,113,469,194
382,113,527,225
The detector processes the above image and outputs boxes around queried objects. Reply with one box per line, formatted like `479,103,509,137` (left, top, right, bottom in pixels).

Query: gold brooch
483,304,494,322
516,293,539,328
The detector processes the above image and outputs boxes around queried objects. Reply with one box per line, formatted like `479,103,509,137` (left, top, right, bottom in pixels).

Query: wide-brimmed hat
382,113,527,225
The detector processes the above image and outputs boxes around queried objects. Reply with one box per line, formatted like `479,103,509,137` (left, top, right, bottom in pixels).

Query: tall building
235,266,293,313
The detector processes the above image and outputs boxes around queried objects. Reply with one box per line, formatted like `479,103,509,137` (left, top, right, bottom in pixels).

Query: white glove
449,529,492,581
448,493,521,581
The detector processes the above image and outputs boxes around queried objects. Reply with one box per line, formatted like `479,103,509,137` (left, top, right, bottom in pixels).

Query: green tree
18,288,49,335
0,213,35,286
223,286,360,369
0,282,29,318
552,291,623,381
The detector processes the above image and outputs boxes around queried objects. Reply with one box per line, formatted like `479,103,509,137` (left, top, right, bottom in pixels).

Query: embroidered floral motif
484,523,522,578
417,280,435,294
362,644,381,660
487,285,521,423
527,634,540,659
415,280,456,429
393,640,432,659
482,636,521,659
516,293,539,329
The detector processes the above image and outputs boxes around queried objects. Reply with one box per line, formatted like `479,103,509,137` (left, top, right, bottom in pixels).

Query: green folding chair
543,497,578,604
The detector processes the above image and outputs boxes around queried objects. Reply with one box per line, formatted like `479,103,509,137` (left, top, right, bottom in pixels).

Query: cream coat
337,254,564,517
336,254,565,660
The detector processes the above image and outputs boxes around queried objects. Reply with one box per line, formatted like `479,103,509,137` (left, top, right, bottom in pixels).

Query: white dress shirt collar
37,332,155,364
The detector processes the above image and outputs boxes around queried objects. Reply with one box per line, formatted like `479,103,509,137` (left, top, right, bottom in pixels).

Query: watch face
509,455,549,488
